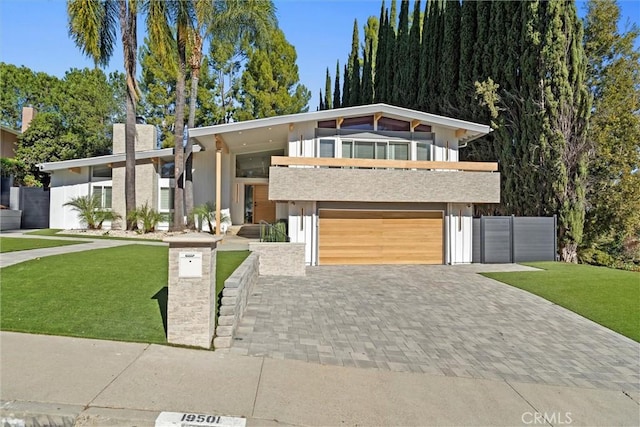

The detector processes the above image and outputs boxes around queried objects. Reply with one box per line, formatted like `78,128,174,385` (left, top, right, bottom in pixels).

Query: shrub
578,248,616,267
64,194,121,230
191,202,230,234
260,220,288,242
127,203,164,233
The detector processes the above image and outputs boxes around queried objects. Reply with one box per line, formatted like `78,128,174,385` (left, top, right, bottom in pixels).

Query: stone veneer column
164,234,223,348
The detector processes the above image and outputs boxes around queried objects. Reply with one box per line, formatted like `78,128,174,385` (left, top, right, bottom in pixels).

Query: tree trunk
171,26,187,231
560,241,578,263
120,1,137,230
185,33,202,228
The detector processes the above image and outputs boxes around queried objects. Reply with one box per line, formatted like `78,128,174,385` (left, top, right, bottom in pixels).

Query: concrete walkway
1,331,638,426
0,230,166,268
231,264,640,395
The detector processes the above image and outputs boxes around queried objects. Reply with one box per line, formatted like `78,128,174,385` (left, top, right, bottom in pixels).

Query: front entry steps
236,225,261,239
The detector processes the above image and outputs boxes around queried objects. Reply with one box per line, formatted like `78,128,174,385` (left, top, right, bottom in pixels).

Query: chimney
21,106,37,133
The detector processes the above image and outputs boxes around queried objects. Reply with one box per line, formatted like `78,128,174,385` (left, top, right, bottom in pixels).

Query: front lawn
483,262,640,342
0,236,85,253
0,245,250,344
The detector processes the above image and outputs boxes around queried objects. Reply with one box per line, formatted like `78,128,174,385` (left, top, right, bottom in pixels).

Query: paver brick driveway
230,264,639,394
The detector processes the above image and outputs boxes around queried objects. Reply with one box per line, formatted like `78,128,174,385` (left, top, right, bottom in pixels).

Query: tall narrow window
389,142,409,160
417,143,431,161
160,187,174,210
93,186,112,209
342,140,353,158
319,139,334,158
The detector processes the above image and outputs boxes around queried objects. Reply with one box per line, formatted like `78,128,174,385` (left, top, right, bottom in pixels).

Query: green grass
25,228,162,242
0,246,250,344
216,250,250,296
483,262,640,342
0,237,85,253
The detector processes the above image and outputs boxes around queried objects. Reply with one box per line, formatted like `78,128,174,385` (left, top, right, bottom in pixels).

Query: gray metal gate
472,216,557,263
11,187,50,229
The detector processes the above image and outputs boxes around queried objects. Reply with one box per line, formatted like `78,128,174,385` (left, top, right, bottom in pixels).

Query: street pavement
1,331,638,426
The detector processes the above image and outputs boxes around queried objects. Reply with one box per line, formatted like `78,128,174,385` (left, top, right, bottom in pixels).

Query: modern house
39,103,499,265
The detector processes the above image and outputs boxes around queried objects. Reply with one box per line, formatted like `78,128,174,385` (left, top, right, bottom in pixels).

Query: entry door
252,185,276,224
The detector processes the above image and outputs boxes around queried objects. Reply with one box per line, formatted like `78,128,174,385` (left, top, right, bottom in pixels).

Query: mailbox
178,252,202,278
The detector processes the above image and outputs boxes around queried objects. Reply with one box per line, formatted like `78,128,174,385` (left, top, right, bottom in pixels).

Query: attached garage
318,210,444,265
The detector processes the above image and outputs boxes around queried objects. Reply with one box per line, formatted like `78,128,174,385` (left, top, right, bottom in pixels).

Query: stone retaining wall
213,253,259,349
248,242,306,276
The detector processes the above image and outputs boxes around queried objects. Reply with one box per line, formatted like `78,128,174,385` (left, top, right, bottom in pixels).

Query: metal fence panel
513,217,556,262
19,187,50,229
472,217,481,263
481,217,513,263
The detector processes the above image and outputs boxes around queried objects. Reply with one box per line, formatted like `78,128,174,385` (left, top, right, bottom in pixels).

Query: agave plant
64,194,121,230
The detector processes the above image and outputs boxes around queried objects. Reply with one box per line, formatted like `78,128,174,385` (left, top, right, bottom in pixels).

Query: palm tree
183,0,277,227
67,0,139,230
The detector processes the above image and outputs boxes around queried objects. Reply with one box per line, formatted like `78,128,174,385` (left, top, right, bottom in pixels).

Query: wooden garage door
319,210,443,265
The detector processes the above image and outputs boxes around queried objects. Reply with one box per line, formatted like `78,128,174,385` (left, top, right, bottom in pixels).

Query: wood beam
289,123,294,132
215,149,222,236
337,117,344,128
215,135,229,153
150,157,159,164
271,156,498,172
374,112,383,122
455,129,467,138
410,120,421,132
69,167,81,174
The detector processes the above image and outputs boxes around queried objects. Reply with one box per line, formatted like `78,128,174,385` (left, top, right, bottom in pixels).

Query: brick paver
230,264,640,393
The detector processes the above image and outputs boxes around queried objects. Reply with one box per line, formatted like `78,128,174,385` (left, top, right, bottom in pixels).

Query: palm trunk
185,34,202,228
120,0,137,230
171,25,187,231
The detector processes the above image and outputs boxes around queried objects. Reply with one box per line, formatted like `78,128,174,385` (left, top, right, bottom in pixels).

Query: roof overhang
37,147,198,173
1,125,21,136
189,103,492,153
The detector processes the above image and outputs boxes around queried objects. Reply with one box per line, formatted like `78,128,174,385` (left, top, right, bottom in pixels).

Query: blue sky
1,0,638,114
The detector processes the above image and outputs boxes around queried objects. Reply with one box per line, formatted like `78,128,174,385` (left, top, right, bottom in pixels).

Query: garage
318,210,443,265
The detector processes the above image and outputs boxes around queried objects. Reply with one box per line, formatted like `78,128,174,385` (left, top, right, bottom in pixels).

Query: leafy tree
363,16,379,70
68,0,139,230
583,0,640,262
236,27,310,120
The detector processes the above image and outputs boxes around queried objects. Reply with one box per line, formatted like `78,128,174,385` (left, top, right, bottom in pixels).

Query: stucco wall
270,167,500,204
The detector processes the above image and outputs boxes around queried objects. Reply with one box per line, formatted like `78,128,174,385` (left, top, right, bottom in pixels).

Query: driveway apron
230,265,640,394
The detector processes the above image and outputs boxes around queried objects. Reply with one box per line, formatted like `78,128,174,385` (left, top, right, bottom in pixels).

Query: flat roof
38,147,177,172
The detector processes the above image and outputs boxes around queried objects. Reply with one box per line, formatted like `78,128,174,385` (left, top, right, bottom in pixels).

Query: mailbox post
164,234,223,348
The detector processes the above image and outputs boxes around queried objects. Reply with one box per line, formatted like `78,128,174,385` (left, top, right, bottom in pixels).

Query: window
378,117,410,131
93,186,112,209
318,120,336,129
415,124,432,132
389,142,409,160
342,140,408,160
161,161,175,178
92,166,112,179
341,116,374,130
319,139,335,158
417,142,431,161
160,187,174,210
235,149,284,178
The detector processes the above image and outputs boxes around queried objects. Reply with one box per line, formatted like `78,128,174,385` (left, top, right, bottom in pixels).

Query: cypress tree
390,0,398,33
342,63,350,107
324,67,332,109
393,0,410,106
348,19,362,106
318,90,325,111
457,0,477,121
374,4,388,103
440,0,461,115
408,0,422,109
417,0,431,110
333,60,341,108
362,39,374,104
384,10,396,104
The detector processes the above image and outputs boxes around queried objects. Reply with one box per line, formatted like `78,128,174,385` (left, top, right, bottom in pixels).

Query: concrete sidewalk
1,332,638,426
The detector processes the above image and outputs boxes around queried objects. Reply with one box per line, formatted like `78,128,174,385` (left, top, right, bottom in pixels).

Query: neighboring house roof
0,125,21,136
37,147,183,172
190,103,492,154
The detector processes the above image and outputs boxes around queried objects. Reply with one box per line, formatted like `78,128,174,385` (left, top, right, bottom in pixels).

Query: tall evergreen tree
324,67,332,109
342,63,350,107
374,3,388,103
417,0,431,110
364,16,379,70
333,60,341,108
439,0,460,115
393,0,410,106
361,39,374,104
384,10,396,104
457,0,476,121
348,19,362,106
407,0,422,109
389,0,398,33
318,90,325,110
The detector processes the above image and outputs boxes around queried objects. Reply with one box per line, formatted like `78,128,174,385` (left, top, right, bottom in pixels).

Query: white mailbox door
178,252,202,278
